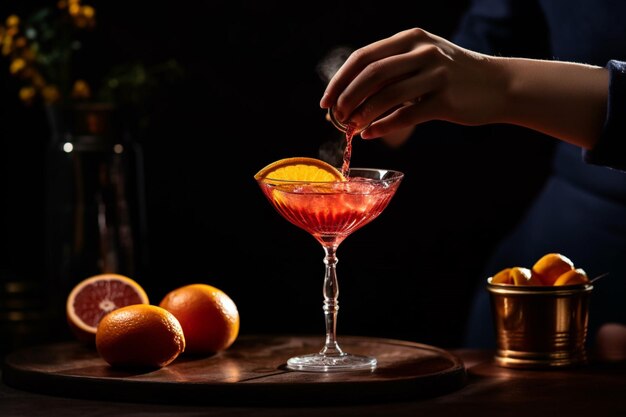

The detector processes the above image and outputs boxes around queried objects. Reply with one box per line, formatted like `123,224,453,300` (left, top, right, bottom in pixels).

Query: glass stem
320,245,344,356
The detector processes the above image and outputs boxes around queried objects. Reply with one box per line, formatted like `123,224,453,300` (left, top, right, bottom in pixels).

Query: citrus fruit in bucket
159,284,240,355
531,253,575,285
490,267,512,284
66,273,150,344
490,253,590,287
491,266,542,285
254,157,345,182
96,304,185,369
553,268,590,286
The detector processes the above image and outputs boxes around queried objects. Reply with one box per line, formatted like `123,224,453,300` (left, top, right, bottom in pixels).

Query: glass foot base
286,353,377,372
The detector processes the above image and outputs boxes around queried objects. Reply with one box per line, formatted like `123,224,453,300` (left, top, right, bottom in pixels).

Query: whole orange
491,266,542,285
553,268,590,286
532,253,575,285
159,284,240,355
95,304,185,369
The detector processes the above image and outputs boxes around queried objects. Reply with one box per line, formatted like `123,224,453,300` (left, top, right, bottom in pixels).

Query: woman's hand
320,28,508,139
321,27,609,149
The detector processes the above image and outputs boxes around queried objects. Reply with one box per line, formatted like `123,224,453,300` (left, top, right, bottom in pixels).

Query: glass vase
44,102,148,339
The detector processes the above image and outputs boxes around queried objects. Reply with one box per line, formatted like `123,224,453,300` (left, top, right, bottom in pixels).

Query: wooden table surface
1,335,626,417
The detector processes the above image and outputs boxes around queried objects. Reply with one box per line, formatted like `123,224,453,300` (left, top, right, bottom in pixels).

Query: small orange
491,267,542,285
490,268,512,284
510,267,542,285
96,304,185,369
66,273,150,344
553,268,590,286
531,253,575,285
254,157,345,182
159,284,240,355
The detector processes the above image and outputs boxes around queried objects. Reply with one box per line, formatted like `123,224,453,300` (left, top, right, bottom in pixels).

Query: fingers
320,27,510,139
359,96,437,139
334,46,429,124
321,28,433,110
323,31,451,135
345,59,448,131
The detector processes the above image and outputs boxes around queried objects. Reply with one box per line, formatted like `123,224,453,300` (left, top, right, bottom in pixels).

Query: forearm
492,57,609,149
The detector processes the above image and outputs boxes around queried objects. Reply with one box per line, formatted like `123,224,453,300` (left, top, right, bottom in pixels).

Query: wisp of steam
315,45,354,85
316,45,354,167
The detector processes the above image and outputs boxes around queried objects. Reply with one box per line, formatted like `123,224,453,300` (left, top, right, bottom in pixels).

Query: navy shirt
453,0,626,348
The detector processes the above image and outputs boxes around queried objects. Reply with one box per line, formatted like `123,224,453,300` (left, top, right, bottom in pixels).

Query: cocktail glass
256,167,404,372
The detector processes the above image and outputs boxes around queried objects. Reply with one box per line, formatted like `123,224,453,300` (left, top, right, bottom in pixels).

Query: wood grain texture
2,335,466,405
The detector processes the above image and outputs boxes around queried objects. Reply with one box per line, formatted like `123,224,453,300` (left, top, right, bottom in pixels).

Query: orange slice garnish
254,157,345,182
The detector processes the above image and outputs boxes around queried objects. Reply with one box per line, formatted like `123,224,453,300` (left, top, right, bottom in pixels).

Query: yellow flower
71,5,95,29
69,4,80,16
2,39,12,56
9,58,26,74
6,15,20,28
82,6,95,19
71,79,91,99
42,85,61,103
19,86,36,104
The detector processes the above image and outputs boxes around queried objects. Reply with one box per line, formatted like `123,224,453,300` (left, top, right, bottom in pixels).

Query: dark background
0,0,555,351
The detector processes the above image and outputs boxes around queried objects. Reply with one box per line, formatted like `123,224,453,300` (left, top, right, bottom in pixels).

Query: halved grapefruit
66,273,149,344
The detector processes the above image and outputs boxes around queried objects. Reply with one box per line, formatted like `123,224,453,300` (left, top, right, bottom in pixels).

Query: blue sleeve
583,60,626,172
452,0,548,58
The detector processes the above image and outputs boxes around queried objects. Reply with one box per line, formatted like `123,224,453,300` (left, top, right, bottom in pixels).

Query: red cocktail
258,172,400,247
256,167,404,371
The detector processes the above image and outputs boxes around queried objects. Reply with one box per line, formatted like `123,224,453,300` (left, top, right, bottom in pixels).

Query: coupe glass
256,167,404,372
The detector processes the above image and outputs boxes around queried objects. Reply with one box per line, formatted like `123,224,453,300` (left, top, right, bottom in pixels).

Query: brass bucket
487,280,593,369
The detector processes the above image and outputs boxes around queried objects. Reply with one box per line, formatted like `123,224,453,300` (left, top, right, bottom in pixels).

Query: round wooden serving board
2,335,466,405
